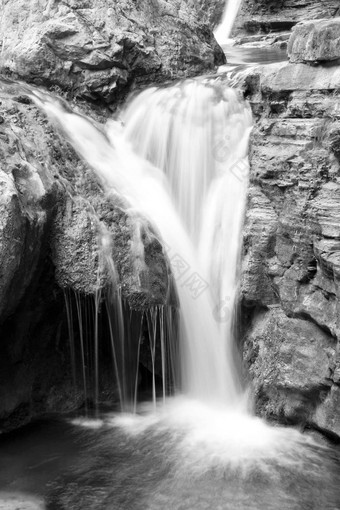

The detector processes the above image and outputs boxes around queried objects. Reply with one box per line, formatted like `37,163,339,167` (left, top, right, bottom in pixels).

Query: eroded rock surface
234,0,339,36
289,18,340,64
0,83,171,430
240,50,340,436
244,308,336,425
0,0,225,104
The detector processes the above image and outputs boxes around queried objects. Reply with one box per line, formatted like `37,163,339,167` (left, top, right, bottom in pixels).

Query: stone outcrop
0,0,225,105
288,18,340,64
198,0,226,29
244,308,336,425
0,82,171,430
240,26,340,436
234,0,339,36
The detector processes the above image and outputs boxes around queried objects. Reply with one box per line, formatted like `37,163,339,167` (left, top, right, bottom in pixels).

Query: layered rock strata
234,0,339,36
241,20,340,437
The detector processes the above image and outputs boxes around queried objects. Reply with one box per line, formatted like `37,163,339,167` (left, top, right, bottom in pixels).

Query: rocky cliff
241,18,340,439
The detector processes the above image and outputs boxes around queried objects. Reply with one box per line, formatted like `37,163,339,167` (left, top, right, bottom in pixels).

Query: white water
29,79,252,408
121,81,252,405
214,0,243,45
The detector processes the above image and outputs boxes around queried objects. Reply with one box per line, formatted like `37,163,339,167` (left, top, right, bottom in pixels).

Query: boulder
244,308,336,424
0,0,225,104
260,62,340,92
288,18,340,64
0,82,171,430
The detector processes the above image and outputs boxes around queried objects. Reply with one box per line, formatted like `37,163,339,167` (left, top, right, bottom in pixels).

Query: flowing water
1,71,340,508
28,79,252,408
214,0,243,46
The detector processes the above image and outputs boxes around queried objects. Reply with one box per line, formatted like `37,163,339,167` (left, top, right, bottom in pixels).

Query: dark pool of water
1,414,340,510
0,417,97,509
222,43,288,66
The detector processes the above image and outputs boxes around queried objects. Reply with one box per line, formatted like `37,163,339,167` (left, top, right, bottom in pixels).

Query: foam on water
108,396,322,476
0,492,44,510
69,418,105,430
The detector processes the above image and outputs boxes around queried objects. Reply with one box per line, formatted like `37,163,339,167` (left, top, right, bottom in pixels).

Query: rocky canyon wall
241,18,340,439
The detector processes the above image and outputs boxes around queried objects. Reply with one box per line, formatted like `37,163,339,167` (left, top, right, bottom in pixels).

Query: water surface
223,43,288,66
1,408,340,510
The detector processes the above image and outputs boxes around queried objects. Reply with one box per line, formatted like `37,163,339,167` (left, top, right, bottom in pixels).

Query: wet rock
288,18,340,64
0,0,225,104
261,62,340,92
0,84,171,430
315,386,340,437
243,19,297,34
234,0,339,37
244,308,336,424
198,0,226,29
240,48,340,436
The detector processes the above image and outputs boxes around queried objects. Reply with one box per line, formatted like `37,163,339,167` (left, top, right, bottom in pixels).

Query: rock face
0,83,171,430
244,309,336,425
234,0,339,35
240,27,340,436
0,0,225,104
198,0,226,29
288,18,340,64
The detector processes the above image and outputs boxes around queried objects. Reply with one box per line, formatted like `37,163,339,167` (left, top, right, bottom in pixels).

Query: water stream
214,0,243,45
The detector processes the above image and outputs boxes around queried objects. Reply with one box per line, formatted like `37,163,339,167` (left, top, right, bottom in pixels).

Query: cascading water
29,79,252,409
121,81,252,404
214,0,244,45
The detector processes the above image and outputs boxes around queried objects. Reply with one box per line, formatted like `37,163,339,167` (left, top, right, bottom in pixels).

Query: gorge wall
241,18,340,439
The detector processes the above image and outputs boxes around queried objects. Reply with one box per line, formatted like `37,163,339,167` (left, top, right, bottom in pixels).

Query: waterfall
29,78,252,410
2,79,331,488
214,0,243,45
121,81,252,405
